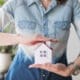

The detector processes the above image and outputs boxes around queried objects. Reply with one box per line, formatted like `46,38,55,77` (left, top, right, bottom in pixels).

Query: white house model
34,42,52,64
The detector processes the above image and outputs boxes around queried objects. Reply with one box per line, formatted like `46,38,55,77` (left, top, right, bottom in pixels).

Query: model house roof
34,42,52,51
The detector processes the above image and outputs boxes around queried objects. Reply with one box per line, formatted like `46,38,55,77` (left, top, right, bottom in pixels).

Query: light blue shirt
1,0,80,60
0,0,80,80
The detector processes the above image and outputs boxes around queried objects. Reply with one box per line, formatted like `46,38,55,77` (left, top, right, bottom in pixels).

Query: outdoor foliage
0,0,5,6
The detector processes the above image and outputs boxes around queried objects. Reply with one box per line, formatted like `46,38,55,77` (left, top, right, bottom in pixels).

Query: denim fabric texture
5,48,72,80
2,0,80,80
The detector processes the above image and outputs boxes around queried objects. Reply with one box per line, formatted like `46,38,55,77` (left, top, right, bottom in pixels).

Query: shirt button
42,74,46,77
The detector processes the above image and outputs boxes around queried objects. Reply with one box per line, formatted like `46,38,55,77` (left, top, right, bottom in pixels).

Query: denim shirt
1,0,80,61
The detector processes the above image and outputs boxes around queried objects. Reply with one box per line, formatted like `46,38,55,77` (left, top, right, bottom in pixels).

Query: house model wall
34,43,52,64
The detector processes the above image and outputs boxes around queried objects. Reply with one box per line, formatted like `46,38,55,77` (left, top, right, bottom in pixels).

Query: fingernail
29,65,32,68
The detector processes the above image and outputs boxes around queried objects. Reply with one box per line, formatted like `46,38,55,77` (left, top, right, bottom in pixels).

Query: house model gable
34,43,52,64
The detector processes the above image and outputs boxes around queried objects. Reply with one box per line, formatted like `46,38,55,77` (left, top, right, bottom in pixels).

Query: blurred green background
0,0,5,6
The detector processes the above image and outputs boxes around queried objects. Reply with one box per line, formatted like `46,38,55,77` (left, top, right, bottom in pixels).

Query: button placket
42,15,49,37
40,70,49,80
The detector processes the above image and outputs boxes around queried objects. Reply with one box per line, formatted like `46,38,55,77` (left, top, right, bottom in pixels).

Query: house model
34,42,52,64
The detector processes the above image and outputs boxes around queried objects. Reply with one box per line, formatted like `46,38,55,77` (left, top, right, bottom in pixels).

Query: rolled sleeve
2,0,16,18
0,8,14,32
0,0,16,32
72,0,80,39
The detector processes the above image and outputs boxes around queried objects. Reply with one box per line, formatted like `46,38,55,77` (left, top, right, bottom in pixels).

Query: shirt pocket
17,20,36,31
54,21,70,30
54,20,71,40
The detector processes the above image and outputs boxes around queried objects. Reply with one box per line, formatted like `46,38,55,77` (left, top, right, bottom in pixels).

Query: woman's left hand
19,34,59,45
29,63,74,77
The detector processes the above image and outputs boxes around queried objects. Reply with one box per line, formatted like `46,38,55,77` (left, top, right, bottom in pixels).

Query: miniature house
34,43,52,64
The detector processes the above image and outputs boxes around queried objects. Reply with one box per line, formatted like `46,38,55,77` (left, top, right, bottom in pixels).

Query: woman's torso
6,0,73,60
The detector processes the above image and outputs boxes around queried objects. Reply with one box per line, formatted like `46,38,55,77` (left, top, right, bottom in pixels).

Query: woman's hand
29,63,75,77
19,34,58,45
74,56,80,67
0,33,58,46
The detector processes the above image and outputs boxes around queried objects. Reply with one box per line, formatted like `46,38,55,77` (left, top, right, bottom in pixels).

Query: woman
0,0,80,80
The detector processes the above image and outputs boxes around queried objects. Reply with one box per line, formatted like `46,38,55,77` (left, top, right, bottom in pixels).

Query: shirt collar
25,0,38,6
25,0,57,8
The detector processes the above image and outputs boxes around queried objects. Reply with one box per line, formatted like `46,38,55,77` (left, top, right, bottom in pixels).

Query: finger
29,64,45,68
29,63,57,71
49,39,59,43
29,41,45,45
55,63,67,70
35,35,51,42
34,36,59,44
31,39,59,45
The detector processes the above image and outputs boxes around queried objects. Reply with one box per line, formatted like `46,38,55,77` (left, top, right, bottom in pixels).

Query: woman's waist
18,42,67,58
18,43,41,56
